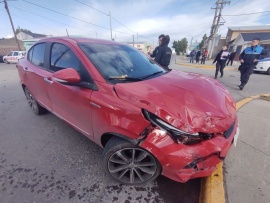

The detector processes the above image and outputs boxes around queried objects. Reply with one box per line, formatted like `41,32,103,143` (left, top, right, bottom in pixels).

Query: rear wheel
267,68,270,75
103,137,161,185
24,87,46,115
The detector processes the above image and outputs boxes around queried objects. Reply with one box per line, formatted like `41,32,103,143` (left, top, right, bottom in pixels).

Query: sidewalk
224,98,270,203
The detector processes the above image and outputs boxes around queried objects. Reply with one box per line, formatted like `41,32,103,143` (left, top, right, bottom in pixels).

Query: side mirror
52,68,81,84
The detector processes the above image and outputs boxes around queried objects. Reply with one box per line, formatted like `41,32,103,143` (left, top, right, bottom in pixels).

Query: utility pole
66,28,69,37
208,0,230,59
109,11,113,40
137,32,138,45
133,34,134,47
3,0,21,50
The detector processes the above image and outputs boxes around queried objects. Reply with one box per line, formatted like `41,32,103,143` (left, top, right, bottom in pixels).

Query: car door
5,52,13,62
23,42,52,110
47,42,94,137
12,51,19,63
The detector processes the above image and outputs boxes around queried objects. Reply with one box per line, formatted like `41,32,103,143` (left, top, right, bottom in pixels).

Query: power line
22,0,133,36
223,10,270,16
22,0,110,30
110,16,136,33
76,0,136,34
9,5,133,39
75,0,109,16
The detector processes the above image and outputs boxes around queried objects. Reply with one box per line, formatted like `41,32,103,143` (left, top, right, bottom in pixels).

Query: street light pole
109,11,113,40
3,0,21,50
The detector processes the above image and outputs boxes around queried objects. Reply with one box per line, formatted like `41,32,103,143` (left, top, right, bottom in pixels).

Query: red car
17,37,239,184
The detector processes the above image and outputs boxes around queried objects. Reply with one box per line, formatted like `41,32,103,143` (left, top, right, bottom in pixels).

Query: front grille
224,122,235,139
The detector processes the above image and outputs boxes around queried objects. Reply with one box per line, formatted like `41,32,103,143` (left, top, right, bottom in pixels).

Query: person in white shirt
213,46,230,79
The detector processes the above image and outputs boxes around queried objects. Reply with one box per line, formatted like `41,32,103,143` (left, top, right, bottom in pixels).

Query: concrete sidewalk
224,98,270,203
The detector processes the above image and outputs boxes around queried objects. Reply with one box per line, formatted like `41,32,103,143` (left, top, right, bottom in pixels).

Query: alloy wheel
107,148,158,184
25,89,38,114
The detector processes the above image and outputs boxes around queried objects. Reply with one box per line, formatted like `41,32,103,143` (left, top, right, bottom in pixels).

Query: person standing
226,50,236,66
238,38,265,90
189,49,196,63
213,45,230,79
154,35,172,69
201,50,208,64
195,50,201,63
148,34,165,58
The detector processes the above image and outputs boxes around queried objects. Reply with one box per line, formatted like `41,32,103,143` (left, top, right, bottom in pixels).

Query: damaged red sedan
17,37,239,184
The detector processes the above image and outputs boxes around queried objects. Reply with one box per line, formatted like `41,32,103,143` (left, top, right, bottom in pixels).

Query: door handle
23,67,28,71
44,78,53,84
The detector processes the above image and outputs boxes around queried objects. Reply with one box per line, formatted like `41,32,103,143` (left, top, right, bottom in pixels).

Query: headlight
142,109,212,145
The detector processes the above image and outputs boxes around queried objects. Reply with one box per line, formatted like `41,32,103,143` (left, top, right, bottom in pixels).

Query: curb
175,62,235,70
199,93,270,203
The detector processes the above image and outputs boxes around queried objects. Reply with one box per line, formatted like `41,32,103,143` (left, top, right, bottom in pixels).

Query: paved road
170,56,270,102
0,63,200,203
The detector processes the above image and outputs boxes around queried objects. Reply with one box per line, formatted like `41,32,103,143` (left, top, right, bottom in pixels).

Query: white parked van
3,51,26,64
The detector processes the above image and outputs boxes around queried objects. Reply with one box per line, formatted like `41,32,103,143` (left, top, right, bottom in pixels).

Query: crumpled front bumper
140,117,239,183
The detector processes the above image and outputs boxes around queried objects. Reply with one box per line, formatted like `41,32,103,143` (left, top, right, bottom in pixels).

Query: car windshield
79,42,168,83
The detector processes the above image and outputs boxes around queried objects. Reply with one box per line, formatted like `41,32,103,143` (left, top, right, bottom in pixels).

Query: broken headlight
143,109,212,145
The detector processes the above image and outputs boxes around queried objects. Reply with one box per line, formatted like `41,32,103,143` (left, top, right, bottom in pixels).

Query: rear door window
28,43,46,68
13,52,19,56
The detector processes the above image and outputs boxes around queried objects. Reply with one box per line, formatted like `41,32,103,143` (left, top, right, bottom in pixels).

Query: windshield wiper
108,76,142,81
141,71,164,80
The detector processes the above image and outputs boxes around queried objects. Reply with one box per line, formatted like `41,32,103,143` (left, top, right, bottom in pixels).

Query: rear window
28,43,46,67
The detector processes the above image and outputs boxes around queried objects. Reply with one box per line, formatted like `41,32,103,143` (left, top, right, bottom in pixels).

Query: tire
267,68,270,75
103,137,161,185
24,87,47,115
4,59,9,64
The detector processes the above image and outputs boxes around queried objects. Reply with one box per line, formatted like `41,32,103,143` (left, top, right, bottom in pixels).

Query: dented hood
114,70,236,134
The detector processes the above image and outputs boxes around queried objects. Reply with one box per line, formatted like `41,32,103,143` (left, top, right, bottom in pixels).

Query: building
16,30,48,41
226,25,270,45
126,42,152,54
231,32,270,59
0,38,24,55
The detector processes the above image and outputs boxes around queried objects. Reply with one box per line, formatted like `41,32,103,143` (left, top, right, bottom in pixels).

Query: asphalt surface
0,63,200,203
1,57,269,203
171,56,270,102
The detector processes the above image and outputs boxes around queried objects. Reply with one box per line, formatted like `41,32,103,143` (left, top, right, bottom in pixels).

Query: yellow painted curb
199,93,270,203
175,62,235,70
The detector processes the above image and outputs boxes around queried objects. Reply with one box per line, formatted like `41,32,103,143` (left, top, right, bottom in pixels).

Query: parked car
17,37,239,184
254,58,270,75
3,51,26,64
0,55,4,63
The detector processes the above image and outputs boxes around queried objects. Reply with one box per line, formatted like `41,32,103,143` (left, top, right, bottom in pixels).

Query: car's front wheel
4,59,9,64
24,87,46,115
267,68,270,75
103,137,161,185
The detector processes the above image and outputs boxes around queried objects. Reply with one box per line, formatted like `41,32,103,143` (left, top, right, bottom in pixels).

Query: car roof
38,36,125,46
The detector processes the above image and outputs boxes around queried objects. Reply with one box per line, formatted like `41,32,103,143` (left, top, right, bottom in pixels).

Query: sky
1,0,270,46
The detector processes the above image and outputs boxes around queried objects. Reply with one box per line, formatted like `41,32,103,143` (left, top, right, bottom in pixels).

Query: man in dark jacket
226,50,236,66
195,50,201,63
154,35,172,69
238,38,265,90
189,49,196,63
149,34,165,58
213,45,230,79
